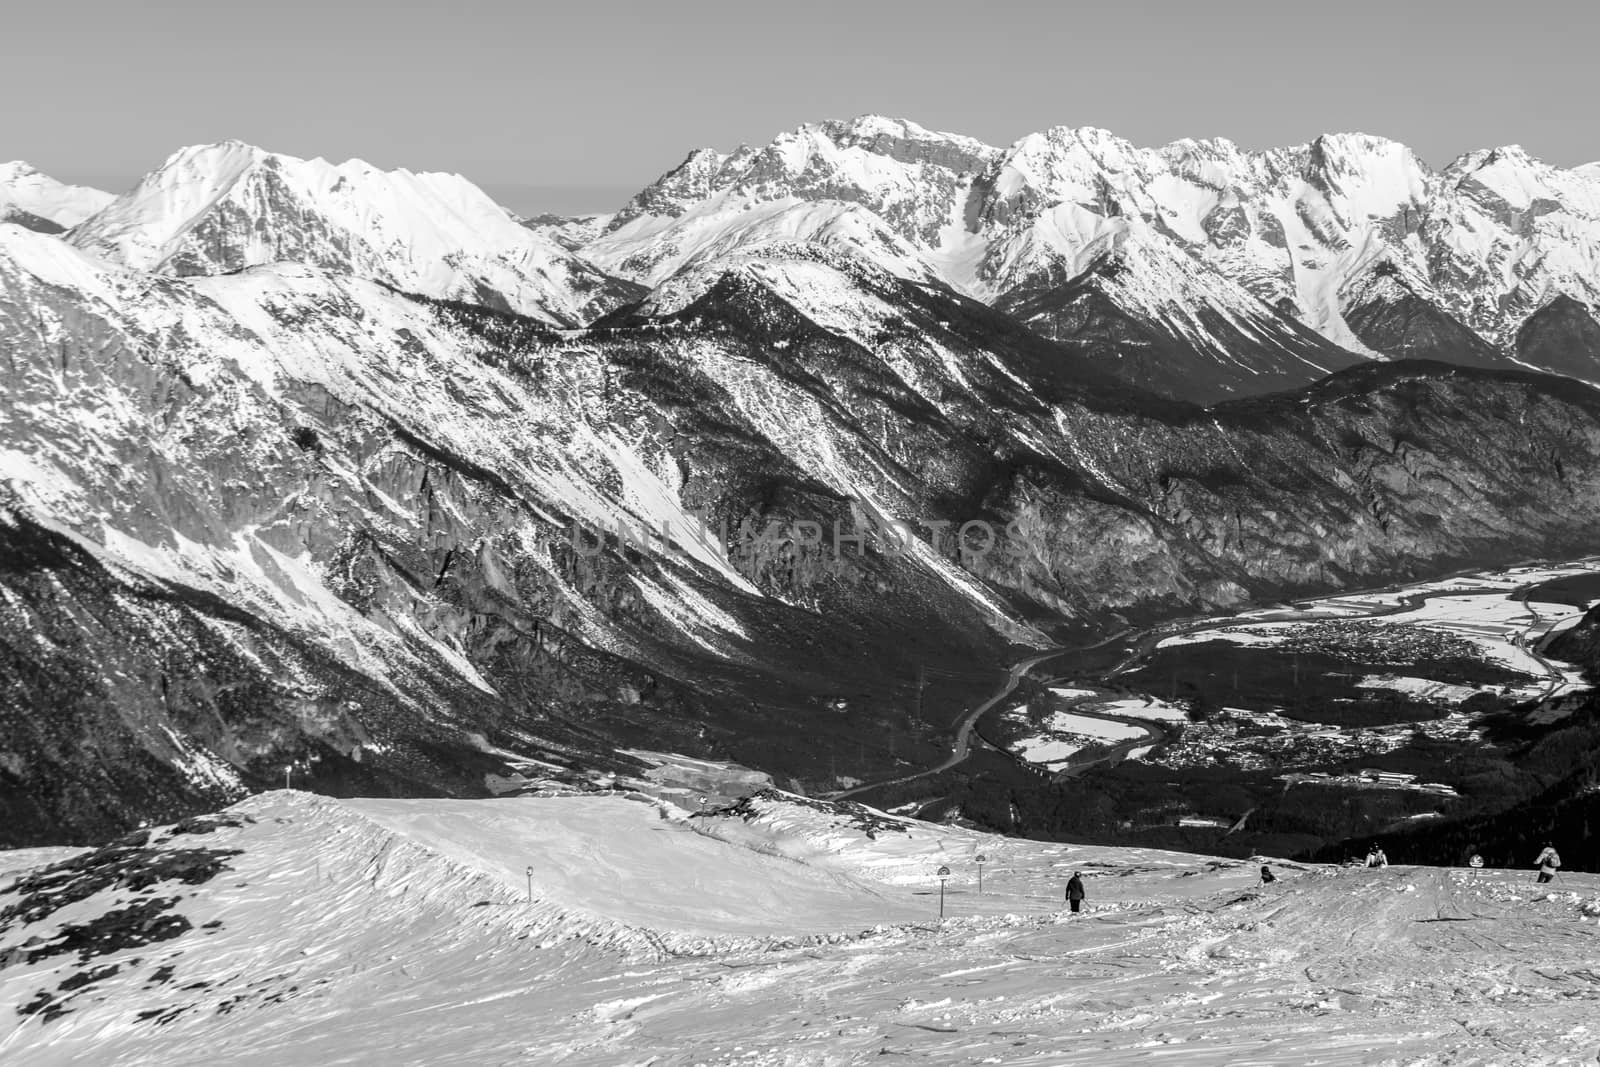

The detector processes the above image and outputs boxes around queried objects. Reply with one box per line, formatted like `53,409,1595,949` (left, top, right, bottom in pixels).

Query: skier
1065,872,1086,914
1534,842,1561,883
1260,864,1277,885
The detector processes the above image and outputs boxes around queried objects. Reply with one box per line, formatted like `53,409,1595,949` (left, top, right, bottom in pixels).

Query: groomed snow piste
3,790,1598,1065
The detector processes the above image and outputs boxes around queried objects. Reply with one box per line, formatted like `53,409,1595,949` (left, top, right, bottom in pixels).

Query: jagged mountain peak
804,113,983,148
1158,135,1251,168
609,146,743,225
1020,124,1128,150
67,141,642,326
1448,143,1540,171
75,140,519,265
1304,131,1418,160
142,139,481,187
0,160,46,180
1441,142,1595,209
997,125,1145,182
575,115,1600,392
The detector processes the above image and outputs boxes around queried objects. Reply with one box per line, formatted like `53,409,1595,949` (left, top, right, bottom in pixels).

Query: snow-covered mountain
67,142,643,326
61,122,1600,400
575,117,1600,397
14,126,1600,844
10,212,1600,842
0,163,114,234
3,788,1598,1064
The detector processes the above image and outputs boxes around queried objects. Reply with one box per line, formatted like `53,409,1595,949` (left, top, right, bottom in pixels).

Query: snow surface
1045,711,1147,741
1085,696,1192,723
3,790,1598,1064
1356,675,1486,705
0,163,114,229
1004,703,1155,770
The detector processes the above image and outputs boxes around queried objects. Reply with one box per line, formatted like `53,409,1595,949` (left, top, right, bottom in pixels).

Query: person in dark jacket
1260,865,1277,885
1065,872,1086,913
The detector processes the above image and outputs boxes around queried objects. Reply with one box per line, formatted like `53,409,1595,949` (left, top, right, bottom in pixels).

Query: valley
852,558,1600,864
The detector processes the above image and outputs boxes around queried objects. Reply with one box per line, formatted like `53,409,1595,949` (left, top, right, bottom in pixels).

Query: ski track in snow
4,790,1600,1065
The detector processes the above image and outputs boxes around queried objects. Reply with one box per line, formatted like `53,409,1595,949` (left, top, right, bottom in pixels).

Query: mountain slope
995,241,1362,402
67,142,643,325
9,223,1600,843
0,163,113,234
0,228,1068,843
1338,261,1506,367
3,790,1598,1065
1514,294,1600,381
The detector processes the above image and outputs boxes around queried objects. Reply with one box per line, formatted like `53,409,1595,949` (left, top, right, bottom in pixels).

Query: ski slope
2,791,1599,1065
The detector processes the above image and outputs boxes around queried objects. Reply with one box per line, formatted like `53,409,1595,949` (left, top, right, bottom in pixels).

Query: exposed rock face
995,248,1361,403
1515,295,1600,380
7,222,1600,845
1339,262,1505,367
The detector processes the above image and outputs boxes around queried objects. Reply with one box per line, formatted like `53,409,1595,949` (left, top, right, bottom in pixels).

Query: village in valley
987,560,1600,840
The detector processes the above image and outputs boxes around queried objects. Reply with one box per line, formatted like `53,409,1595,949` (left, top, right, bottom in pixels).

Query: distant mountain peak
575,115,1600,391
68,142,640,325
0,161,115,232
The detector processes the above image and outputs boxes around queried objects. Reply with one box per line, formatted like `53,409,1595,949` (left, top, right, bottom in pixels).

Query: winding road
828,560,1592,803
828,630,1129,800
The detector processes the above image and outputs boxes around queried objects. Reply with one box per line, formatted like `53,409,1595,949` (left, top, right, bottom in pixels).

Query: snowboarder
1365,847,1379,868
1534,843,1561,883
1373,847,1388,869
1260,864,1276,885
1065,872,1086,914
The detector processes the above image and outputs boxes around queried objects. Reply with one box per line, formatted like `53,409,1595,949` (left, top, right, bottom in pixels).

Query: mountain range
6,119,1600,843
549,116,1600,399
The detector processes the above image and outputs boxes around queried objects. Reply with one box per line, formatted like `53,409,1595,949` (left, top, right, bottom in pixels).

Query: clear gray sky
4,0,1595,215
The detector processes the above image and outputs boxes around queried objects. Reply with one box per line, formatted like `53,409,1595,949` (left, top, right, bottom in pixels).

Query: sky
3,0,1596,216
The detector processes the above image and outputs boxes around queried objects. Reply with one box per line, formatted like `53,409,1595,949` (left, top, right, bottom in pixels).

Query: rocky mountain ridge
7,215,1600,843
559,117,1600,397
